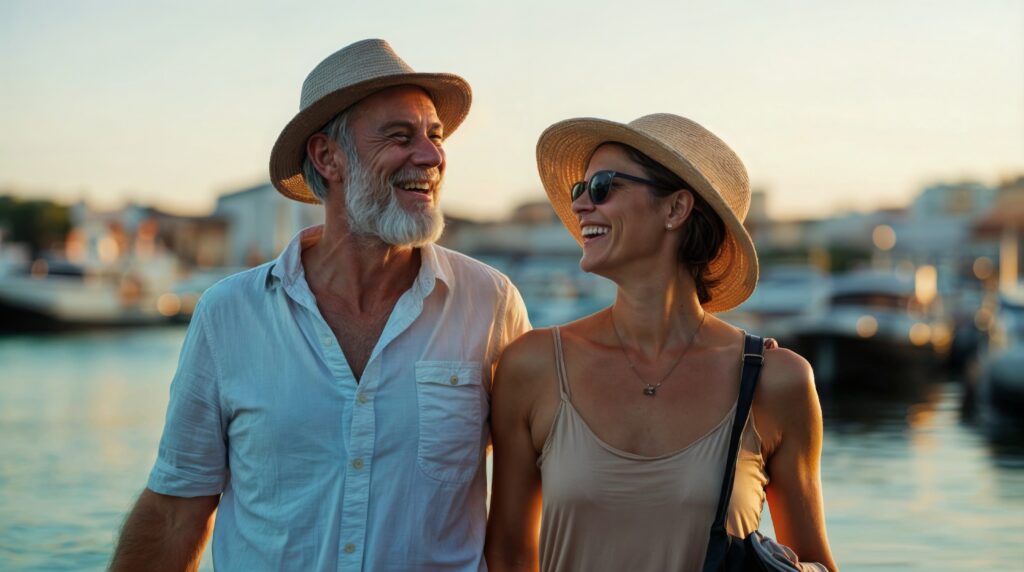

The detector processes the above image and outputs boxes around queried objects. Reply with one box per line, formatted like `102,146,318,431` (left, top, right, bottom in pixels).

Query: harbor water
1,327,1023,571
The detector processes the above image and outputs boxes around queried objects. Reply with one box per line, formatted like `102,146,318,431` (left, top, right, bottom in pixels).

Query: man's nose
411,135,444,169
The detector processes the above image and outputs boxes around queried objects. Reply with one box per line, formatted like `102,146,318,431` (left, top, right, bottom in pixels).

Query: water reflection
0,328,199,571
819,381,1024,570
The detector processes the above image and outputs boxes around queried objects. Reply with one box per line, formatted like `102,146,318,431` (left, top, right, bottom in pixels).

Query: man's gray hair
302,110,354,201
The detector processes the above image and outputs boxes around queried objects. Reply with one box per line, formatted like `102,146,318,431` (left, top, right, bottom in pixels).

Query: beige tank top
537,328,769,572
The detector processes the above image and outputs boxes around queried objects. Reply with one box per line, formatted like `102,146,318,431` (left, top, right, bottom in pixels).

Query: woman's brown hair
622,145,726,305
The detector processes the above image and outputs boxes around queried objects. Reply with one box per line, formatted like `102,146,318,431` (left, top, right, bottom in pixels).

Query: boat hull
0,276,166,332
978,351,1024,419
791,333,943,393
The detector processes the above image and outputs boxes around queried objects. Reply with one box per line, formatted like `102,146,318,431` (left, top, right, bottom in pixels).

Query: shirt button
352,458,364,470
357,393,369,405
322,336,333,347
449,375,458,385
343,543,356,554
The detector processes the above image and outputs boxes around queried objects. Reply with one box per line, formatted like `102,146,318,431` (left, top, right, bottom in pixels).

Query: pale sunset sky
1,0,1022,220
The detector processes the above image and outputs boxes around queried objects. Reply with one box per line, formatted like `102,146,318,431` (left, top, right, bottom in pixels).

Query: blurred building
64,202,227,272
214,183,323,266
441,199,578,257
972,176,1024,291
749,181,1002,277
890,182,998,259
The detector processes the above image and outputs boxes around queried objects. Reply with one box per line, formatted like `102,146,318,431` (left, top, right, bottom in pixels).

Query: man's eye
390,133,411,142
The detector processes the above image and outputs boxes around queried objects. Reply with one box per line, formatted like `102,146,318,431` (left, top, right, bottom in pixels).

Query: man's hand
110,489,219,572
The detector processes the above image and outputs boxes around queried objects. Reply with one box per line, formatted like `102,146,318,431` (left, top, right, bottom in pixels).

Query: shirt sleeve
147,301,228,497
499,278,532,349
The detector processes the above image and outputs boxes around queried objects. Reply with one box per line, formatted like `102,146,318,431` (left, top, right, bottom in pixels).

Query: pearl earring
666,224,673,229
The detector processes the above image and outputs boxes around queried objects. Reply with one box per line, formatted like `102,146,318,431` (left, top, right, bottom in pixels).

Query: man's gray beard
343,152,445,248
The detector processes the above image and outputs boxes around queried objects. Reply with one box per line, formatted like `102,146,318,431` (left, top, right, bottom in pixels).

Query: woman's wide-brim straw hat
270,39,472,203
537,113,759,313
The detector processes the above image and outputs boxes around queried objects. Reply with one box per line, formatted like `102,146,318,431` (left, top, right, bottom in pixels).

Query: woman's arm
485,331,551,572
758,348,839,571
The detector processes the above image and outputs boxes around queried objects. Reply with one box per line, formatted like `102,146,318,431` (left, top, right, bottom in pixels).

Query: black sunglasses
570,170,673,205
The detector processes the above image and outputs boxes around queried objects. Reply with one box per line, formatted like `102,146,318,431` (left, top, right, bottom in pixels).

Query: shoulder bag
701,334,828,572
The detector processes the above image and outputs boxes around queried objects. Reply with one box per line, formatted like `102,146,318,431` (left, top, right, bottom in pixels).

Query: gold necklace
609,308,706,396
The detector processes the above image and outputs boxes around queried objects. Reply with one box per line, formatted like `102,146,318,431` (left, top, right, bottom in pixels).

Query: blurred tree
826,245,872,273
0,195,72,256
755,245,871,273
759,248,814,267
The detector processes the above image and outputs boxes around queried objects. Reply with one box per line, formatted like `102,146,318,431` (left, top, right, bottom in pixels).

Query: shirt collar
418,240,452,292
265,225,323,291
265,225,453,294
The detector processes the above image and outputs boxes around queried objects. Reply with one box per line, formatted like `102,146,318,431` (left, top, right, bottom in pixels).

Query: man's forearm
110,490,218,572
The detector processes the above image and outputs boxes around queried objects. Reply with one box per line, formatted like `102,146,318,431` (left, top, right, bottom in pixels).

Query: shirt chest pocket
415,361,486,484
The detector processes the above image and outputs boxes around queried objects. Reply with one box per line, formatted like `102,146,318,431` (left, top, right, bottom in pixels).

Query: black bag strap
708,333,765,536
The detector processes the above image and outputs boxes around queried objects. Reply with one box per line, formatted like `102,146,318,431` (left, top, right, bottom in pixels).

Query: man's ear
665,189,695,230
306,134,346,183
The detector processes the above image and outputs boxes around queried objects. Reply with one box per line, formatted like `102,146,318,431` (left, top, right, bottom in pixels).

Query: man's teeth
401,182,432,192
581,226,609,237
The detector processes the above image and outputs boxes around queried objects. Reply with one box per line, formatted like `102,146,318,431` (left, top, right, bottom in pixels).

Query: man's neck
301,222,422,313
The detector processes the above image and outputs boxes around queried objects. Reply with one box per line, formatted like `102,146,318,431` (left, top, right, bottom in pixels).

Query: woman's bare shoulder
498,328,556,371
493,328,559,398
760,346,816,400
754,346,822,449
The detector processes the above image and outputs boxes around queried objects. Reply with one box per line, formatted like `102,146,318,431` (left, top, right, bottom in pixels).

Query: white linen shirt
147,226,531,571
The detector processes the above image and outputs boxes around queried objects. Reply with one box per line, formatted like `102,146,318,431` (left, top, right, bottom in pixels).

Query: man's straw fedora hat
536,113,759,313
270,39,472,203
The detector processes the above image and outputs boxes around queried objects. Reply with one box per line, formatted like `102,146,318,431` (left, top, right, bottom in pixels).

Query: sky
1,0,1022,221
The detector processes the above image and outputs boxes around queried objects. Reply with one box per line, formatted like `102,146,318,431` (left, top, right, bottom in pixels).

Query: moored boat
0,260,173,332
974,289,1024,421
789,270,953,392
719,264,828,345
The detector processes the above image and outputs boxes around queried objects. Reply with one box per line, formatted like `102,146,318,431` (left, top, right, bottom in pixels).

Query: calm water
1,328,1023,571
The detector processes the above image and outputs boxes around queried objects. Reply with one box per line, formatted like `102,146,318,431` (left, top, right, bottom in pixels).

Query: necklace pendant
643,385,657,396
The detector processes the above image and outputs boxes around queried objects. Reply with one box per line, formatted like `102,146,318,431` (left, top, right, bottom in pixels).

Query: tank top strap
551,327,572,401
